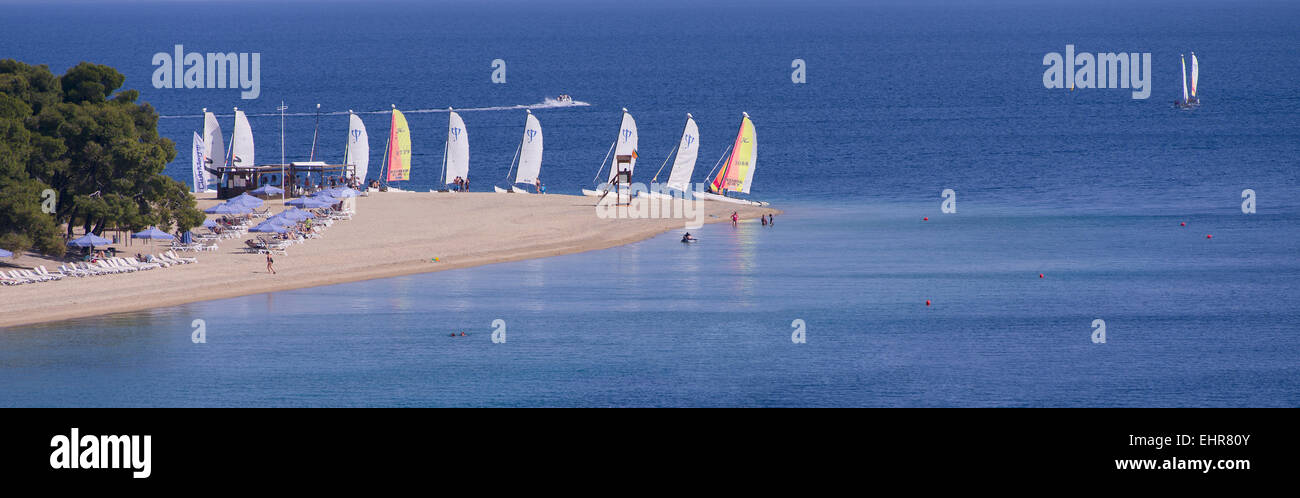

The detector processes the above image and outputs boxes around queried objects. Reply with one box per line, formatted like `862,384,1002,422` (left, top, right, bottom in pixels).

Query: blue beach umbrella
286,197,332,209
249,222,289,233
205,203,250,215
131,227,175,241
201,218,218,228
228,192,264,207
0,248,12,258
249,185,284,196
283,208,315,219
67,233,112,248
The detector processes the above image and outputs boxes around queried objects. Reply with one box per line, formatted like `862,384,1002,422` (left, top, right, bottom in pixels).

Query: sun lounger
37,266,65,280
20,269,53,282
166,250,197,264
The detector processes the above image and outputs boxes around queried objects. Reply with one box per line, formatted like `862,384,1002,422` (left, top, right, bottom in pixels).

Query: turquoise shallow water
2,203,1296,406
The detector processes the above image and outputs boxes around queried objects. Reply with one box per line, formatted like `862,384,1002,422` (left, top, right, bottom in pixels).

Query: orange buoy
925,300,931,306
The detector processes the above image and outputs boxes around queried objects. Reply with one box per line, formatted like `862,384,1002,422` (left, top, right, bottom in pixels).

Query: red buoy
1039,273,1044,278
1207,234,1213,239
923,217,929,221
1180,222,1186,227
925,300,931,306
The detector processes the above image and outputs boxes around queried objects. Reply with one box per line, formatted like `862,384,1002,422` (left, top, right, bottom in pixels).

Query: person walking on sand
731,211,739,227
266,252,276,275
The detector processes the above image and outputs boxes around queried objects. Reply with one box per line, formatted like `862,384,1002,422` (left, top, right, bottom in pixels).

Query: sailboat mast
441,107,451,187
309,103,321,161
380,106,393,187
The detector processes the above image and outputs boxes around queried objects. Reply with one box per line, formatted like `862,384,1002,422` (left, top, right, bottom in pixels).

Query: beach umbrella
67,233,112,248
249,185,284,196
201,218,218,228
286,197,332,209
0,248,12,258
205,203,250,214
249,222,289,233
277,209,310,222
180,231,193,245
228,192,264,207
131,226,175,241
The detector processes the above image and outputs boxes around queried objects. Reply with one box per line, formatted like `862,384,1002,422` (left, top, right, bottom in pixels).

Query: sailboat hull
694,191,769,206
494,186,510,193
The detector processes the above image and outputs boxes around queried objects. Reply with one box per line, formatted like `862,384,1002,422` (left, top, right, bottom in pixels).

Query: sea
0,0,1296,406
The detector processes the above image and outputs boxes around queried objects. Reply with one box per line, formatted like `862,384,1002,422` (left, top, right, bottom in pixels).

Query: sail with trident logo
665,114,700,192
385,107,411,182
609,109,638,182
443,110,469,186
514,111,543,187
344,112,369,183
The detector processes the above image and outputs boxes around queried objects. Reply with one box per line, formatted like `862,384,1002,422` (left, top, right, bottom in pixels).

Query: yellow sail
386,108,411,182
710,115,756,194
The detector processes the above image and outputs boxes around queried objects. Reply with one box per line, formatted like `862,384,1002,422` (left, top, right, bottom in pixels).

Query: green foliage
0,59,201,257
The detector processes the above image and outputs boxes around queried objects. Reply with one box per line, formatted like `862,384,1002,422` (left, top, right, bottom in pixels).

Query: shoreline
1,193,777,329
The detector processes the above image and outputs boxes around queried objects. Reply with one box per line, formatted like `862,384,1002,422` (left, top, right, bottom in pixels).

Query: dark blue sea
1,0,1297,406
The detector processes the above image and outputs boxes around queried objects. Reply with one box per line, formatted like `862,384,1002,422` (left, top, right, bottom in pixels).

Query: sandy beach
0,193,776,329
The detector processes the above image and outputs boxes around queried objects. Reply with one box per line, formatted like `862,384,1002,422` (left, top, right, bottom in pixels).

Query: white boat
344,111,369,184
229,108,254,168
198,109,224,192
639,113,700,200
583,108,637,197
696,112,767,206
496,110,543,194
440,108,470,191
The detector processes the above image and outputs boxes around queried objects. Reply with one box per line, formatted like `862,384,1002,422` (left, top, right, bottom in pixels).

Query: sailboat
438,108,470,192
229,108,255,169
1189,52,1200,105
495,110,543,194
379,105,412,191
343,110,369,186
1175,54,1194,109
695,112,767,206
196,109,224,192
638,113,699,200
582,108,637,198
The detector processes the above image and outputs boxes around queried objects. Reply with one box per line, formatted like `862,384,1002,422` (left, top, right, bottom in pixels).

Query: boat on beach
379,105,412,191
495,110,543,194
694,112,767,206
638,113,699,200
438,108,470,192
582,108,637,199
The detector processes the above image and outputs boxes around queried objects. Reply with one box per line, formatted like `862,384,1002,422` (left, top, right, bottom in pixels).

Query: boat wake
160,97,591,119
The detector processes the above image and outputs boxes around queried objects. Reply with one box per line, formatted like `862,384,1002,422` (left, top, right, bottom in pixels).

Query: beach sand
0,193,777,329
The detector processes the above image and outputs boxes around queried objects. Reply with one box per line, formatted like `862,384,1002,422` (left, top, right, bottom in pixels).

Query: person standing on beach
731,211,738,227
266,252,276,275
768,214,774,226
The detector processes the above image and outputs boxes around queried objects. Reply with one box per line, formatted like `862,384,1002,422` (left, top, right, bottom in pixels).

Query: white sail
231,109,254,168
1190,52,1199,98
515,111,543,186
1180,55,1189,103
608,109,638,182
665,114,699,192
345,112,369,182
202,111,224,184
444,111,469,184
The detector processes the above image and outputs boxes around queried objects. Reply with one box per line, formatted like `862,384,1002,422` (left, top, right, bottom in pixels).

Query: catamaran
437,108,470,192
495,110,543,193
343,110,369,186
379,105,412,191
638,113,699,200
582,108,638,198
695,112,767,206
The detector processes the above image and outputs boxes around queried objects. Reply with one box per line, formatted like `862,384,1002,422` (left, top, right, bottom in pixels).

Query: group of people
452,176,470,191
684,212,775,242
